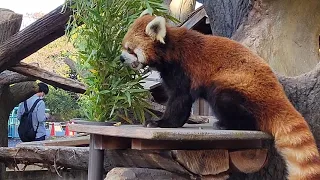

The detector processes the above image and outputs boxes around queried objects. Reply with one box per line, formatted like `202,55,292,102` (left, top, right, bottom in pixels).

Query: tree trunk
0,9,22,43
0,82,38,180
0,8,24,180
203,0,320,76
202,0,320,179
232,0,320,76
201,0,252,38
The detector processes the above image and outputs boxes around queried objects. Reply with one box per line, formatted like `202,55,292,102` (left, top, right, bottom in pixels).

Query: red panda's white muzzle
120,47,147,70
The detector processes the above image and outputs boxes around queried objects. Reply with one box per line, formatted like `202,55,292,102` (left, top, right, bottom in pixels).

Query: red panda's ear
140,9,152,17
145,16,166,44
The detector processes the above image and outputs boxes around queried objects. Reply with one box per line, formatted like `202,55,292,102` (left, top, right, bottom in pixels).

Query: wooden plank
94,135,131,150
16,136,90,147
131,139,264,150
180,7,207,29
70,124,272,142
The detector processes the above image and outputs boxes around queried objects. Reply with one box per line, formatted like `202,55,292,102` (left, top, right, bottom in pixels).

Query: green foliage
65,0,172,122
45,86,82,121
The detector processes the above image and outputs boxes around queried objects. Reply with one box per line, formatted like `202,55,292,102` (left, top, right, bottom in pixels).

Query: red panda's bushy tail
261,105,320,180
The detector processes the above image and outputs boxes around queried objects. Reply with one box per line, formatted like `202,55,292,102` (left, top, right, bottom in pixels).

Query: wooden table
69,123,272,180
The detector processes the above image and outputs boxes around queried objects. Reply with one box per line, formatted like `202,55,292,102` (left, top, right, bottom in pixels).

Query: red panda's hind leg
209,89,257,130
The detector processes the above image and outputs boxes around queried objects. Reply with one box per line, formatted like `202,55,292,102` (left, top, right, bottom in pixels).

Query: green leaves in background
45,86,82,121
66,0,171,123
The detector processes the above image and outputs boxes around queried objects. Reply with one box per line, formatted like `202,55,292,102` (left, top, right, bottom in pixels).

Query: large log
9,62,86,93
0,146,188,175
0,70,33,85
0,145,268,178
0,5,71,73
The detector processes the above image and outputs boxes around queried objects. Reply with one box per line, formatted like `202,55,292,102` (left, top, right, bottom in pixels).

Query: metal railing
8,107,51,138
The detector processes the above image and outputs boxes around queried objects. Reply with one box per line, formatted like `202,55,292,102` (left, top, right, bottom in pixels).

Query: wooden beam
93,135,131,150
131,139,264,150
9,62,86,93
0,5,71,73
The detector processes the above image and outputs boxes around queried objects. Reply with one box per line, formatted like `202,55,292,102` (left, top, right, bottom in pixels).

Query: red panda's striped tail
265,111,320,180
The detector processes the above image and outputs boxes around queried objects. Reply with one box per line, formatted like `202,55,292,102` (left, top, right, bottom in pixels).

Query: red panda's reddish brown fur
121,15,320,180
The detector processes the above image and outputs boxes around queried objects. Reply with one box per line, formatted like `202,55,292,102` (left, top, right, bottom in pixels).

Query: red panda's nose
120,55,125,63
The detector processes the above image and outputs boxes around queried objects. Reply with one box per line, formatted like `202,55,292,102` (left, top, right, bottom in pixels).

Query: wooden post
88,134,105,180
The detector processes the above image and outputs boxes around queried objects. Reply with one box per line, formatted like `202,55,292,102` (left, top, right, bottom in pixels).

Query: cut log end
172,150,229,176
229,149,268,173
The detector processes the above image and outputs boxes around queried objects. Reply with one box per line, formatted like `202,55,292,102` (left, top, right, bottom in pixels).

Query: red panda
120,14,320,180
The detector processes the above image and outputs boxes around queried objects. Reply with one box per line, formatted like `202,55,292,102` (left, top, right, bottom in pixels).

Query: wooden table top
69,123,272,141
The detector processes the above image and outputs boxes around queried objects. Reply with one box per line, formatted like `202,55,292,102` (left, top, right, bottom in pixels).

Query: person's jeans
35,135,46,141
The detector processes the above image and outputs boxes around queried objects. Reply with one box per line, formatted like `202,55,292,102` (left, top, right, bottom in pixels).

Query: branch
63,57,77,72
0,5,71,73
0,70,34,85
9,63,86,93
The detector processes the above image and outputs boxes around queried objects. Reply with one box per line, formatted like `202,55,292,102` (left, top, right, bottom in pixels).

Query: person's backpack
18,99,42,142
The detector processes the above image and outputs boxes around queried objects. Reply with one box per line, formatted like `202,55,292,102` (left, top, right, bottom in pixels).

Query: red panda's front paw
144,119,183,128
143,120,160,128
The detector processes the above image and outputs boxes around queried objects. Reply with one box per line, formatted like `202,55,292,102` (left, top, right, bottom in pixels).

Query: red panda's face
120,15,166,70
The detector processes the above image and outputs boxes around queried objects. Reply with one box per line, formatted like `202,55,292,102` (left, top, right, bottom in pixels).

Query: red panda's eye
127,48,133,54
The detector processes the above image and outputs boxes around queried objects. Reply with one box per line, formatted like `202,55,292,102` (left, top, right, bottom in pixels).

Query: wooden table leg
88,134,104,180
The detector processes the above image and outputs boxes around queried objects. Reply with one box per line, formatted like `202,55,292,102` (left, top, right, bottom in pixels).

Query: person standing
17,82,49,141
